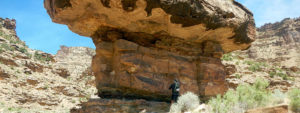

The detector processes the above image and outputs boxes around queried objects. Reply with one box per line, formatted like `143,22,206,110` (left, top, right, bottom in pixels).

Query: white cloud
236,0,300,27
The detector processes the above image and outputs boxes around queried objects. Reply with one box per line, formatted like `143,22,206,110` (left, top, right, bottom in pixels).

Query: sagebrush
169,92,200,113
208,78,286,113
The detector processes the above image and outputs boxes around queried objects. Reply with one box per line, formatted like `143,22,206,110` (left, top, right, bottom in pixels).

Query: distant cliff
0,18,96,112
224,17,300,92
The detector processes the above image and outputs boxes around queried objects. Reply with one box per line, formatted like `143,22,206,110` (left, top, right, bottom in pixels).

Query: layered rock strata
224,17,300,92
249,18,300,67
44,0,255,101
0,18,97,112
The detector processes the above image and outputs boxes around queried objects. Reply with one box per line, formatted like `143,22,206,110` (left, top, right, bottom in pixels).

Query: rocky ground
0,18,97,113
225,17,300,92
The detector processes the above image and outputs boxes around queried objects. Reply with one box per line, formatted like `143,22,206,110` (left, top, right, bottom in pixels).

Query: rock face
1,18,16,30
44,0,255,101
223,17,300,92
55,46,95,78
0,18,97,112
249,18,300,67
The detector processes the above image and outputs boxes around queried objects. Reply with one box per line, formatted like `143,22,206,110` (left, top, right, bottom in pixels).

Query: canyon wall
0,18,97,112
44,0,255,101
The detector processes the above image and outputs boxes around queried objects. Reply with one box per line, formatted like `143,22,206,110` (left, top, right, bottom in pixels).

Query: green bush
19,47,27,53
288,88,300,112
235,74,241,79
221,53,233,61
34,51,51,62
26,53,32,59
268,67,292,80
0,31,4,36
9,40,22,45
208,78,280,113
169,92,200,113
269,71,276,78
244,60,254,65
245,61,267,72
3,34,13,40
0,43,14,51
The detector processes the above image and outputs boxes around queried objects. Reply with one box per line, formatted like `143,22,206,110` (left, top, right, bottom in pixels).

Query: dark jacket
169,82,180,95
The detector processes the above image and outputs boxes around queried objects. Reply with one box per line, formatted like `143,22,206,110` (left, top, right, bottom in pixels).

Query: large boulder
44,0,255,101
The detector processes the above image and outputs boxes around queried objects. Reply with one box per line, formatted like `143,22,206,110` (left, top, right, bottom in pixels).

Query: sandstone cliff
0,18,97,112
224,17,300,92
44,0,255,101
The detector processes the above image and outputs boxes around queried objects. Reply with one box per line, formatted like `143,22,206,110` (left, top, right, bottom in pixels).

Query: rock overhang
44,0,256,101
44,0,255,54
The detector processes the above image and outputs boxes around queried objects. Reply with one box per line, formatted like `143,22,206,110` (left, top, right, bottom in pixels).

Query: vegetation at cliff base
221,53,234,61
208,78,278,113
169,92,201,113
288,88,300,112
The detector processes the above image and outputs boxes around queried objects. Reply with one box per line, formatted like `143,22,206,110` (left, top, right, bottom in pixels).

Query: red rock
2,18,16,30
0,69,10,80
44,0,255,101
25,62,44,73
0,56,18,67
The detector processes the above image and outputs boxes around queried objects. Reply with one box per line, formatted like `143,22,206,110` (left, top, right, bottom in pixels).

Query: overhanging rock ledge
44,0,255,101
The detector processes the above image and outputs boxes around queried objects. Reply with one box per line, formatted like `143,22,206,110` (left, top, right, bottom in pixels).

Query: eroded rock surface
44,0,255,101
224,17,300,92
250,18,300,67
0,18,97,112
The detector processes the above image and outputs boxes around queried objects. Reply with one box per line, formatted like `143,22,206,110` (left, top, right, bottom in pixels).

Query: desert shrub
3,34,13,40
235,61,240,65
79,97,88,102
269,71,276,78
169,103,181,113
0,32,3,36
19,47,27,53
270,89,286,105
9,39,21,44
0,48,3,53
244,60,254,65
34,51,51,62
208,78,277,113
245,61,266,72
288,88,300,112
0,43,14,51
169,92,200,113
221,53,233,61
7,107,22,112
235,74,241,79
26,53,32,59
268,67,292,80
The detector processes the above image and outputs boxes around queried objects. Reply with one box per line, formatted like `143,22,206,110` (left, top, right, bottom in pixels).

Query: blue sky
0,0,300,54
0,0,95,54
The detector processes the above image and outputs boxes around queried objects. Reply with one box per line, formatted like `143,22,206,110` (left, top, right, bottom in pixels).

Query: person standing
169,79,180,103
